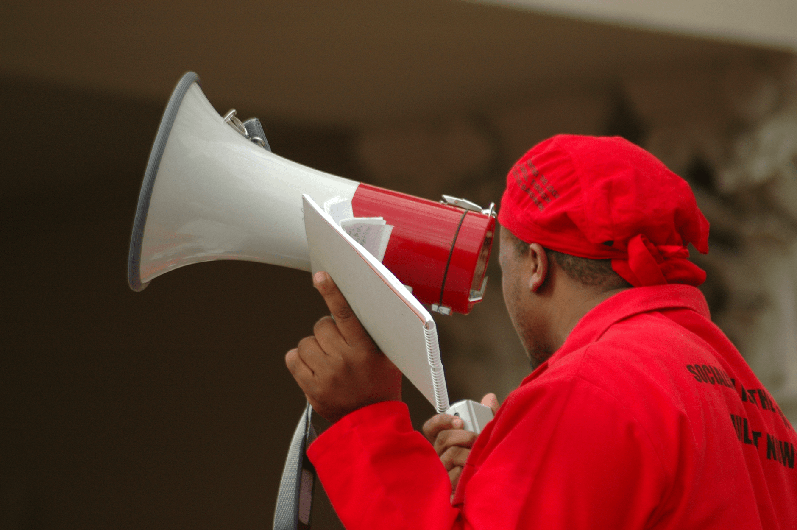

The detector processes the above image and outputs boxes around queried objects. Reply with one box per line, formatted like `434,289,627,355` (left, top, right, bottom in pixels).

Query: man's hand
285,271,403,423
423,393,500,493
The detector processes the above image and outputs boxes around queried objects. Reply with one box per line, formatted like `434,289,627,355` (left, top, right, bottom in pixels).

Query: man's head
497,135,710,367
498,226,631,369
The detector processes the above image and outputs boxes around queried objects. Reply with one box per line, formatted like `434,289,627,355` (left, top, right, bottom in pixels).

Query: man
285,135,796,529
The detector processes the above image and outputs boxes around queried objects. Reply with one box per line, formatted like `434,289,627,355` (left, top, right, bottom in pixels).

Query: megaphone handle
445,399,494,434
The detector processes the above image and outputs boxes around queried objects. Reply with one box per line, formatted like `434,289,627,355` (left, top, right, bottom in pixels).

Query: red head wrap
498,135,709,287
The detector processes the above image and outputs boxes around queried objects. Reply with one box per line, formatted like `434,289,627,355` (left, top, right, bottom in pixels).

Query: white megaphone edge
128,72,496,315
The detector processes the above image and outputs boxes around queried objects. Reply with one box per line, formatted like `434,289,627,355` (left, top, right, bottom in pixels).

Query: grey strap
274,403,317,530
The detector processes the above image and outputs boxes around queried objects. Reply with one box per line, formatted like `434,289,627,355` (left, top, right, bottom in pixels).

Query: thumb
481,393,500,415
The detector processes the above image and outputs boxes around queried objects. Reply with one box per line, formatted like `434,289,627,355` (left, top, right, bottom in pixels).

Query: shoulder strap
274,403,317,530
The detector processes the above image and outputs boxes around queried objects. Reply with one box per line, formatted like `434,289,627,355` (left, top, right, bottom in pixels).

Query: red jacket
308,285,796,529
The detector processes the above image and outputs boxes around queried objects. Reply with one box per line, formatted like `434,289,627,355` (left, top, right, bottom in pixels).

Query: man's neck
549,283,630,352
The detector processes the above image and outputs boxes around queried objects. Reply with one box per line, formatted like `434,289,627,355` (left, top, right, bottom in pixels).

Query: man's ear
527,243,549,292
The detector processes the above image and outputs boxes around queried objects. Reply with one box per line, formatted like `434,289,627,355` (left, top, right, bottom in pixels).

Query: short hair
512,232,631,290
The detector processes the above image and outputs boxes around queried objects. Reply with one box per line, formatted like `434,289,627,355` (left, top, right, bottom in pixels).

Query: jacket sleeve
307,401,462,529
308,375,669,530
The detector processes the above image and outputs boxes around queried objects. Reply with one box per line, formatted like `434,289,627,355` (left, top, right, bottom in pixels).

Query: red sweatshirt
308,285,796,529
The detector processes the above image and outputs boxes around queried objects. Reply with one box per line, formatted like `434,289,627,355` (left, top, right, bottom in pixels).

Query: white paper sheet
302,194,449,412
323,196,393,261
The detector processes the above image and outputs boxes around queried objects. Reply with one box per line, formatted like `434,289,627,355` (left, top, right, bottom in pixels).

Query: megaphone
128,72,496,315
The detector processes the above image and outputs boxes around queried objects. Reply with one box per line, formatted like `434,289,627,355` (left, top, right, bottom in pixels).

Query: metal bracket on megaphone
224,109,271,152
442,195,496,218
429,197,495,316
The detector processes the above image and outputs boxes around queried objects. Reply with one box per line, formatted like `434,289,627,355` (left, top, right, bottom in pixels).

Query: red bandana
498,135,709,287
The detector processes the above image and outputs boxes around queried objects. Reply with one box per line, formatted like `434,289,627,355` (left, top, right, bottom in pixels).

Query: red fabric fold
611,234,707,287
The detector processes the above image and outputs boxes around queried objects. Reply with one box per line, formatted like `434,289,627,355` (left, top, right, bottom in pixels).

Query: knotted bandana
498,135,709,287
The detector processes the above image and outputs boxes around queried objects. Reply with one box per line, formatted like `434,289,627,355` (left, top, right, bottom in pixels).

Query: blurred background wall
1,1,795,528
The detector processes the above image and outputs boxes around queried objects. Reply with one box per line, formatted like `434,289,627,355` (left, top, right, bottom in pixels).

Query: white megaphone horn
128,72,496,315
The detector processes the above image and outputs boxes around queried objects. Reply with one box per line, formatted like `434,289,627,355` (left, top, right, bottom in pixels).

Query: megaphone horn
128,72,496,315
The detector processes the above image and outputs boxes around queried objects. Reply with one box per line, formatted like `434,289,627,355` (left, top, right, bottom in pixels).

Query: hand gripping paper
302,195,449,413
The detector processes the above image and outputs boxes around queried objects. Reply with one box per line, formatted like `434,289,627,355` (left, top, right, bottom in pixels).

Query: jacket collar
522,284,710,384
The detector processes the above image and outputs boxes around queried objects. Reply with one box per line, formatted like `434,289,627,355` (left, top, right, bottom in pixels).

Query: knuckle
422,426,435,444
440,447,456,469
448,467,463,490
313,316,333,335
334,306,355,322
447,447,469,468
434,429,476,454
297,336,316,353
423,415,449,442
441,446,468,469
434,431,453,454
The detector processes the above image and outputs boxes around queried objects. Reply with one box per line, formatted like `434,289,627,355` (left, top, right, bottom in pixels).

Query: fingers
426,413,477,496
433,428,478,456
423,405,494,495
313,271,366,344
448,466,463,493
422,413,463,445
313,316,343,352
441,445,472,471
424,395,500,445
285,273,401,423
285,346,312,387
481,392,501,414
285,336,331,393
